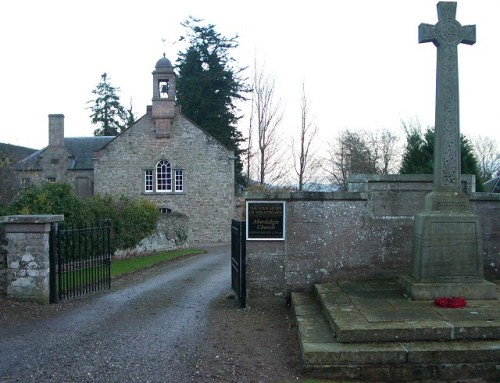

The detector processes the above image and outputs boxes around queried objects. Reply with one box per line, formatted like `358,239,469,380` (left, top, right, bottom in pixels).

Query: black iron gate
50,221,112,303
231,219,246,308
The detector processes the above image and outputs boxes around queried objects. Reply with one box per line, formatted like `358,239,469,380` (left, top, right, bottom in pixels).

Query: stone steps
315,282,500,343
292,280,500,381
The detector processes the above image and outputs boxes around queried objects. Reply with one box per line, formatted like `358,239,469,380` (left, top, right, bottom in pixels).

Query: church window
143,161,184,194
156,160,172,192
21,178,31,189
175,170,183,192
46,177,56,183
159,207,172,214
145,170,153,192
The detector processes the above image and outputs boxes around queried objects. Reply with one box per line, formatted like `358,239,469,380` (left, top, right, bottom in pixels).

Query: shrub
84,195,159,250
6,183,87,226
5,183,160,251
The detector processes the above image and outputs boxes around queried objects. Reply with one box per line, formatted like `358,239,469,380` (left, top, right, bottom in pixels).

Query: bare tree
471,135,500,181
323,128,401,191
249,59,286,188
292,83,320,191
365,129,401,173
324,129,374,191
245,94,255,187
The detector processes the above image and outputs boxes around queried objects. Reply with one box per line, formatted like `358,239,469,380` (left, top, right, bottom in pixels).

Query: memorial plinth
401,2,496,300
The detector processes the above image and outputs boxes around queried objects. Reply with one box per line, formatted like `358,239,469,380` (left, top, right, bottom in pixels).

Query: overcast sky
1,0,499,150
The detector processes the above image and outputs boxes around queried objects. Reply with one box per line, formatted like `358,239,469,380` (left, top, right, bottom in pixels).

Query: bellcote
152,54,176,138
152,54,176,100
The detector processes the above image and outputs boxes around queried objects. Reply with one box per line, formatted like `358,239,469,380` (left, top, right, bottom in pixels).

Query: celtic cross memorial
402,2,496,300
419,1,475,195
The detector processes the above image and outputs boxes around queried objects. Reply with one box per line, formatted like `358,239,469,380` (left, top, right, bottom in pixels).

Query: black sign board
246,201,285,240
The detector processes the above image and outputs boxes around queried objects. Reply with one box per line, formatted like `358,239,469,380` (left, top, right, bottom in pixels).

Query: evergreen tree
87,73,131,136
176,17,249,187
400,127,483,190
400,128,433,174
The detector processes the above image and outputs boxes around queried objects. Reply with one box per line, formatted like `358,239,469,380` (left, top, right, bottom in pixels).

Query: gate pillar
0,215,64,304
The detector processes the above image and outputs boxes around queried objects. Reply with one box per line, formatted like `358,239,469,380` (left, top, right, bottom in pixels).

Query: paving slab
301,342,407,365
317,278,500,342
436,307,500,322
403,340,500,363
295,317,335,343
450,321,500,340
334,319,453,343
361,307,443,322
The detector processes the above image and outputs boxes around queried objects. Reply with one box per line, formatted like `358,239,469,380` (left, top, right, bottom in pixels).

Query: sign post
246,201,285,241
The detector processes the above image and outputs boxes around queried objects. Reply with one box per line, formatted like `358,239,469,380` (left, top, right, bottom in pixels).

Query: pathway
0,245,230,382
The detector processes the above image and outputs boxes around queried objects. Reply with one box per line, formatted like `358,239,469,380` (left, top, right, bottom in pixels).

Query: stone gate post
0,215,64,304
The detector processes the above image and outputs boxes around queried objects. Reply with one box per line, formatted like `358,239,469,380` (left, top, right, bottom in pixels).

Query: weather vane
161,38,166,56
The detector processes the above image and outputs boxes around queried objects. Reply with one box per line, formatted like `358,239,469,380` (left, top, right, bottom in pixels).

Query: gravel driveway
0,245,233,383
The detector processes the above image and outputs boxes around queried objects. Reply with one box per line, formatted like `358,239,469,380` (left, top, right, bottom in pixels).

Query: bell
160,84,169,94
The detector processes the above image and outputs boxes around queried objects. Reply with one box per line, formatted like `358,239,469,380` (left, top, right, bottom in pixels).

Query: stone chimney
48,114,65,147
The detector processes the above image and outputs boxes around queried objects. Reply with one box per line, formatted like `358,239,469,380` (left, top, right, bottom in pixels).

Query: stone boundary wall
244,175,500,303
0,225,6,295
114,213,190,258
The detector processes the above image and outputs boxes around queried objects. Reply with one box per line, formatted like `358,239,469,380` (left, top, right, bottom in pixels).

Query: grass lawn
111,248,206,277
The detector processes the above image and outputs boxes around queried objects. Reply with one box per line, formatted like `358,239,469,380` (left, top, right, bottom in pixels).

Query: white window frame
156,160,172,192
143,161,184,194
175,170,184,192
145,170,153,193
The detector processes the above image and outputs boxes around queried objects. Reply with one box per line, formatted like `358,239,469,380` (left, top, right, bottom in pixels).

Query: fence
50,221,111,303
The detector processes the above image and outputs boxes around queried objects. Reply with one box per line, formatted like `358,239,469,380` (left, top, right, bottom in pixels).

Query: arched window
144,160,183,194
156,160,171,192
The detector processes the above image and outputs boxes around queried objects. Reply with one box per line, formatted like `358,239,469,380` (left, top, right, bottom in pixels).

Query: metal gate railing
231,219,246,308
50,221,111,303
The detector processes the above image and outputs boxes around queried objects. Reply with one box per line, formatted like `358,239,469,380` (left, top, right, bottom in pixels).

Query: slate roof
16,136,114,171
0,143,37,162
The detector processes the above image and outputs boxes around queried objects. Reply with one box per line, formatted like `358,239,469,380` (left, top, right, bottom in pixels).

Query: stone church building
15,55,235,244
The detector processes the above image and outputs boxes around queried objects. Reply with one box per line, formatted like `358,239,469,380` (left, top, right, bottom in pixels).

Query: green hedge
5,183,160,251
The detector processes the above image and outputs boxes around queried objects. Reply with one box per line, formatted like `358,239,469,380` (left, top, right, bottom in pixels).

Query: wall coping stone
348,173,476,195
0,215,64,225
348,174,475,183
349,174,434,183
470,192,500,201
243,191,367,201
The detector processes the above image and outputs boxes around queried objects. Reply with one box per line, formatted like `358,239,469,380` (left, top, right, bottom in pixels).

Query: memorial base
410,210,484,281
401,275,497,300
403,193,497,300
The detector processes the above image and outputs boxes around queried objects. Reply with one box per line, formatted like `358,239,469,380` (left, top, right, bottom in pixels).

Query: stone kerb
0,215,64,304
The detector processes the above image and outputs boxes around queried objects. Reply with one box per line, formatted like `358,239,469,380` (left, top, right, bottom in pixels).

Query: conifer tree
176,17,249,187
88,73,131,136
400,126,483,190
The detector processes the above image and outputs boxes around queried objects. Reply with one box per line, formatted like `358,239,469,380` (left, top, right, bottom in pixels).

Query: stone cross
419,2,475,192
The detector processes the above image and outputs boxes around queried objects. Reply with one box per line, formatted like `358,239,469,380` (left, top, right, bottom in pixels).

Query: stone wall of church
245,175,500,303
16,168,94,198
94,112,235,244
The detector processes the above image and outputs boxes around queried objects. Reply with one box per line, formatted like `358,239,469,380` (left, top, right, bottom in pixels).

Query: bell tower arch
152,54,176,138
